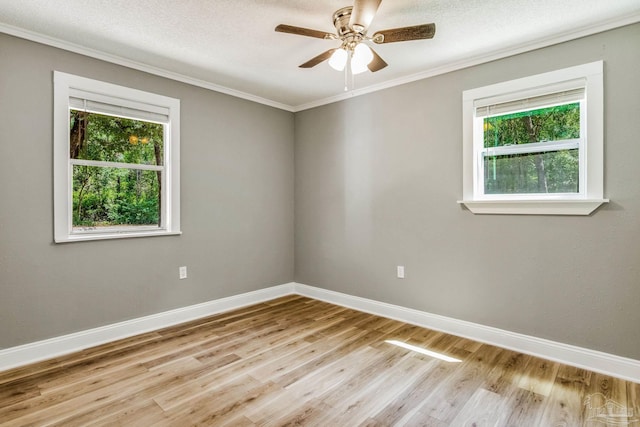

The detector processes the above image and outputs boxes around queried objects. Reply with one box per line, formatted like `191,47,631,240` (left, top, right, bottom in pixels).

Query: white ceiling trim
293,11,640,112
2,12,639,113
0,22,294,112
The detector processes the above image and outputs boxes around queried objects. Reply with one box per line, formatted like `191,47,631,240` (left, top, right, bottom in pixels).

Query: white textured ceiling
0,0,638,110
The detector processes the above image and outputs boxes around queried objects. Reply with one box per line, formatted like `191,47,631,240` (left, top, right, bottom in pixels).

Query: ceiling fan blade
349,0,382,32
299,49,337,68
275,24,334,39
367,47,388,72
372,23,436,43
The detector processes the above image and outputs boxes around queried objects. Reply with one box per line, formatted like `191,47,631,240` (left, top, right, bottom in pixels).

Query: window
459,61,607,215
54,71,181,242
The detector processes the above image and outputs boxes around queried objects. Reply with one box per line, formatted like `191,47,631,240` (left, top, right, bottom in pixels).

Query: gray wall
295,23,640,360
0,34,295,348
2,24,639,361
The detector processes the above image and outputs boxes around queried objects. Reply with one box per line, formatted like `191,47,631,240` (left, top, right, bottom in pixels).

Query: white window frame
53,71,181,242
458,61,608,215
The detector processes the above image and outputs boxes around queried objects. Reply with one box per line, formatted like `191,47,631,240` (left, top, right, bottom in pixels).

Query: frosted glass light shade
351,59,368,74
351,43,374,74
328,48,348,71
353,43,373,64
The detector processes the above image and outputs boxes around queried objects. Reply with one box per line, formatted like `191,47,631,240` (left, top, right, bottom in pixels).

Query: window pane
72,165,161,231
483,103,580,149
70,110,164,165
484,149,579,194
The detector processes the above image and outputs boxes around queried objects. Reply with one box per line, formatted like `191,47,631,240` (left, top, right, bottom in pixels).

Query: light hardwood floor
0,295,638,426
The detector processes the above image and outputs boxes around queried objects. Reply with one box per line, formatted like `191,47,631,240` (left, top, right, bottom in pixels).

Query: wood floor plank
0,365,169,426
248,326,366,383
263,397,334,427
271,328,385,388
358,417,386,427
628,381,640,421
0,296,638,426
189,320,296,364
498,388,546,426
401,410,450,426
0,383,41,408
321,355,436,426
152,324,329,411
283,345,375,402
0,363,150,424
0,331,163,388
242,386,299,425
263,294,303,305
50,396,166,427
417,344,505,423
447,387,508,426
0,334,157,393
369,358,457,425
231,316,335,359
537,364,592,427
583,372,636,426
517,356,561,396
482,348,533,396
161,374,267,425
201,379,282,426
318,345,408,408
84,400,168,427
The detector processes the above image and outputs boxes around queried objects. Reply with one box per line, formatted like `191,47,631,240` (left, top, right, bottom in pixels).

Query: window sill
55,230,182,243
457,199,608,216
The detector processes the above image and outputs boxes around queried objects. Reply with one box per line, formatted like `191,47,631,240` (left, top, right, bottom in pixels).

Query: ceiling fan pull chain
344,61,349,92
351,68,355,92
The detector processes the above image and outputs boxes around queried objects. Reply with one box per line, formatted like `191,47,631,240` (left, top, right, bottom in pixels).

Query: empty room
1,0,639,425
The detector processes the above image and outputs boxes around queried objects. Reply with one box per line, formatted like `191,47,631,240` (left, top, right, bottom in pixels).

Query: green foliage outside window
70,110,164,229
483,103,580,194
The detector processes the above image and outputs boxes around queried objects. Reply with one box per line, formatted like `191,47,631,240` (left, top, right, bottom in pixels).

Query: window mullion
483,139,581,157
70,158,164,172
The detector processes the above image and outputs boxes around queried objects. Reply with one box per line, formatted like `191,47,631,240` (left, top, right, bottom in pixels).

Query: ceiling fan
275,0,436,74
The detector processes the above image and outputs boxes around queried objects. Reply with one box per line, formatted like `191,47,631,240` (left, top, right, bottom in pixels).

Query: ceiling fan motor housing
333,6,366,50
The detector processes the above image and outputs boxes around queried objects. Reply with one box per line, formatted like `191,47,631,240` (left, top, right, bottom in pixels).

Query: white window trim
458,61,608,215
53,71,181,242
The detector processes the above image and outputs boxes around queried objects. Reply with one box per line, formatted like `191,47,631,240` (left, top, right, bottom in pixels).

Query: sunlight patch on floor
385,340,462,363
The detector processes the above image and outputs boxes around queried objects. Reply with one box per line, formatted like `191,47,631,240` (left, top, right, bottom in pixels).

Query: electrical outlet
397,266,405,279
179,266,187,279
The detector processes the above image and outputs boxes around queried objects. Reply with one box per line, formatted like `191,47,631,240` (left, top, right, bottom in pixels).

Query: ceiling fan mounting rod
333,7,356,37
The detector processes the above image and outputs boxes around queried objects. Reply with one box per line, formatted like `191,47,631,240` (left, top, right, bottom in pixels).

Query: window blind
69,88,170,123
475,87,584,118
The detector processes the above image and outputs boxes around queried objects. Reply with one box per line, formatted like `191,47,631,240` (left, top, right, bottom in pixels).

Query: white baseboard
291,283,640,383
0,283,295,372
2,281,638,383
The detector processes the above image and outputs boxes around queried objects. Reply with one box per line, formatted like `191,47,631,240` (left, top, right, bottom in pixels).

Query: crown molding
0,23,295,112
291,12,640,112
1,12,639,113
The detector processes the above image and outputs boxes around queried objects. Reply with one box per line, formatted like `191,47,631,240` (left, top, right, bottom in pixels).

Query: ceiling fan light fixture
277,1,435,78
351,43,373,74
351,59,368,75
328,48,348,71
353,43,373,65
